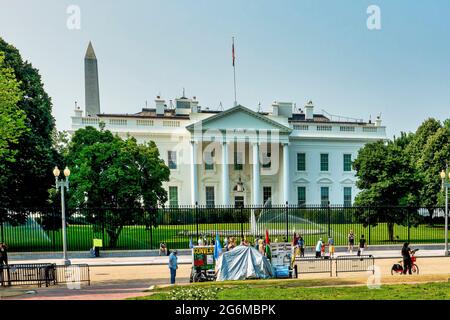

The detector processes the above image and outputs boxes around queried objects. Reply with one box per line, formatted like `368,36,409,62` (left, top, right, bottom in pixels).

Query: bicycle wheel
412,264,419,274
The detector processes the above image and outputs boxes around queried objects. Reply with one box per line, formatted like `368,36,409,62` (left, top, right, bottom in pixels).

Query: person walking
168,249,178,285
358,235,366,256
401,242,412,275
315,238,323,258
348,230,355,253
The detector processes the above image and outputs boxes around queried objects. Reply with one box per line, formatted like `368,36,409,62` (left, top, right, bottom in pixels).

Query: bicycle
391,249,419,275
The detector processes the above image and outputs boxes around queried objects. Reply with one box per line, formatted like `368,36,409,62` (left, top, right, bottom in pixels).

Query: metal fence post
368,213,371,246
327,202,331,237
285,201,289,241
195,202,199,242
149,207,153,250
407,209,411,243
240,204,244,240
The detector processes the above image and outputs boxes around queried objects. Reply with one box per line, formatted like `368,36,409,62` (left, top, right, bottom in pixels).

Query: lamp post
53,166,71,265
440,163,450,256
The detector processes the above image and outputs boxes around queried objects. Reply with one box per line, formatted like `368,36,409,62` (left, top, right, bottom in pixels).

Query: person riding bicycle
401,242,413,275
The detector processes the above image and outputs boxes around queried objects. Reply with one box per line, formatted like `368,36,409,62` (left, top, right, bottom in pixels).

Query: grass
131,279,450,300
2,221,446,252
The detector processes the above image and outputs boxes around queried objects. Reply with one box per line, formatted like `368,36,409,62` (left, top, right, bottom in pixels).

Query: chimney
277,102,293,118
305,100,314,120
191,96,200,113
155,96,165,116
74,101,83,117
272,101,279,116
375,115,382,127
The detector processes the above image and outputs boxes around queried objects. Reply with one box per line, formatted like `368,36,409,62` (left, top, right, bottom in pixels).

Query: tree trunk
107,226,123,248
387,222,394,242
427,208,434,226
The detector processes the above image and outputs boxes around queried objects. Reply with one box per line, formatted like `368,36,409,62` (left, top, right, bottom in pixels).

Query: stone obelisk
84,41,100,116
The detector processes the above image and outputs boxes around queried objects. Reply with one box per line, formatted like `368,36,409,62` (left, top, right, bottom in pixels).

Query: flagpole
232,36,237,107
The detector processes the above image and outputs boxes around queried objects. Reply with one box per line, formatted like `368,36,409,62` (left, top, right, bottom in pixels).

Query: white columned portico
190,141,198,205
222,141,230,205
283,143,290,204
252,142,260,205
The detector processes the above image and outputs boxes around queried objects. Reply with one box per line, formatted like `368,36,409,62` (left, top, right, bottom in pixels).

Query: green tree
0,38,57,209
419,122,450,209
0,52,27,164
66,127,170,247
353,139,421,241
406,118,445,221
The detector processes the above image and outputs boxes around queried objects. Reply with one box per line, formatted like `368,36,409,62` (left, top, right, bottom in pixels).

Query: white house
71,43,386,207
71,96,386,207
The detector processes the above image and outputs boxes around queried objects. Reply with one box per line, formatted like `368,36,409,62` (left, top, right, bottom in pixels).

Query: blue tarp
215,245,274,281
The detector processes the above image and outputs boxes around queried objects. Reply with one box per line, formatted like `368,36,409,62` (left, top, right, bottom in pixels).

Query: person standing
0,243,9,286
348,230,355,253
358,235,366,256
327,236,335,258
401,242,412,275
0,243,7,266
224,237,229,252
168,249,178,285
315,238,323,258
298,236,305,257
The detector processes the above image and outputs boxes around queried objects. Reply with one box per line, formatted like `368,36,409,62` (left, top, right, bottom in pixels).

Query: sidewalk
8,245,449,267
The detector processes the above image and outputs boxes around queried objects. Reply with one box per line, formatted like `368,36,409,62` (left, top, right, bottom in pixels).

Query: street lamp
53,166,71,265
440,163,450,256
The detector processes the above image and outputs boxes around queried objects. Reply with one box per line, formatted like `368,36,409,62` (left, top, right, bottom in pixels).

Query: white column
222,142,230,205
190,141,198,205
252,142,260,205
283,143,290,204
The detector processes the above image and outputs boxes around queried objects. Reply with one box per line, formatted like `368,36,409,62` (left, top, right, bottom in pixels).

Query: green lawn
1,221,446,252
132,280,450,300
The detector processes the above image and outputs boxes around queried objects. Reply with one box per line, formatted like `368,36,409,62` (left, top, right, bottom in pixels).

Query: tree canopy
0,38,57,209
66,126,170,247
0,52,27,164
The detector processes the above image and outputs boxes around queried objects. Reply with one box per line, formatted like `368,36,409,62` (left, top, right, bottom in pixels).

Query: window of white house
297,153,306,171
343,154,352,172
321,187,329,206
168,151,177,170
297,187,306,206
263,186,272,205
169,186,178,207
206,186,215,208
344,187,352,207
320,153,329,171
205,150,214,171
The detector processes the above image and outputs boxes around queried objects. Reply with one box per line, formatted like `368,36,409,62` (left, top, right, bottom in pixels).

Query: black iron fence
0,205,447,252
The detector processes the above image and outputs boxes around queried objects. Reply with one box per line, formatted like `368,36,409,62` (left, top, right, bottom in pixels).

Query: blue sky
0,0,449,137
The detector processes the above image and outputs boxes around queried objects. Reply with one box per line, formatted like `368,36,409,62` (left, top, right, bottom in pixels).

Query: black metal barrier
292,255,375,277
0,263,90,287
0,263,56,287
335,255,375,276
293,257,333,277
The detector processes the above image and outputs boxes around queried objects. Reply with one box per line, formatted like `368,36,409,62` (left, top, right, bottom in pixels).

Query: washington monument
84,41,100,116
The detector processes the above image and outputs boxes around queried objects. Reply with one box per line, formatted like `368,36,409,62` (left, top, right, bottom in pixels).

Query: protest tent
215,245,274,281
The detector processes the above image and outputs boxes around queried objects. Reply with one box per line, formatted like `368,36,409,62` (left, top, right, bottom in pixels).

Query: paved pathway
8,248,447,266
